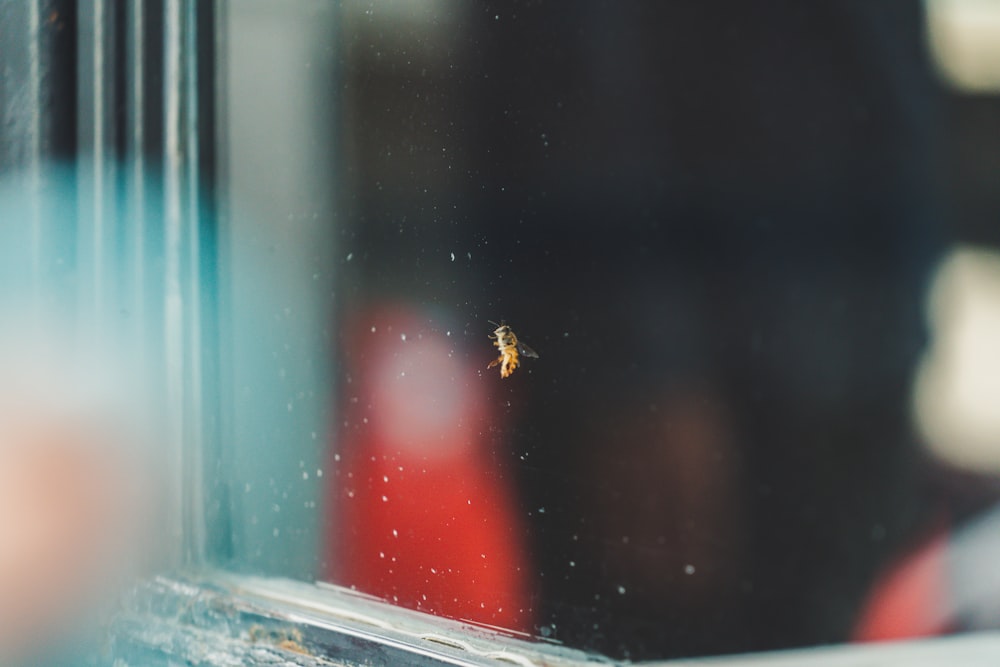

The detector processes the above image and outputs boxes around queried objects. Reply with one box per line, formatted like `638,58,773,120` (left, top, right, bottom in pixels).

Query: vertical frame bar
161,0,217,566
76,0,119,330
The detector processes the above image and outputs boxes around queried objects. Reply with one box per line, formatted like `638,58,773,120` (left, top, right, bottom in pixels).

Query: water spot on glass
371,325,377,333
272,504,281,513
317,468,323,477
466,252,472,260
392,529,398,537
302,471,309,480
333,453,341,462
617,586,626,595
685,564,696,575
446,331,451,337
450,252,456,262
538,507,545,514
569,561,576,567
346,490,355,498
244,483,252,493
400,333,407,341
273,528,280,537
382,495,389,502
379,552,385,559
346,252,353,261
363,417,369,424
383,475,389,483
563,331,570,338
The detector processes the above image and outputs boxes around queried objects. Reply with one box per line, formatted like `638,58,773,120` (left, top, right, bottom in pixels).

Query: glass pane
213,0,1000,662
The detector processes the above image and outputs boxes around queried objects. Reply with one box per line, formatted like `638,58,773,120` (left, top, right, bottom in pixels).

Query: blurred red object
324,306,533,631
853,521,951,642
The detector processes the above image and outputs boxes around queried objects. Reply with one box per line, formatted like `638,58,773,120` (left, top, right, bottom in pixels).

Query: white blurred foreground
0,169,162,664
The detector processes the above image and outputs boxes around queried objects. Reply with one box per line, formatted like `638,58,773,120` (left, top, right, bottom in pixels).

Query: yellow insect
488,321,539,378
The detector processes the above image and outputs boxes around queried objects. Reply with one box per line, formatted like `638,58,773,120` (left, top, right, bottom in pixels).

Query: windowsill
109,572,602,666
109,572,1000,666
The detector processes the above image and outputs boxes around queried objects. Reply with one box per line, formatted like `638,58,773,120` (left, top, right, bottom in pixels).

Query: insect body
488,321,538,378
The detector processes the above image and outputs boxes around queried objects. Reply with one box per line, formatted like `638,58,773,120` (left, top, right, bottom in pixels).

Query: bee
488,320,539,378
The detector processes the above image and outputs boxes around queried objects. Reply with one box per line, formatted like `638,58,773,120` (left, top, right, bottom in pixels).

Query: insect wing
518,341,539,359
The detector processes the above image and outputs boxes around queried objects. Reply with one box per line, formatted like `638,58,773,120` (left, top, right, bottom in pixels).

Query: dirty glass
7,0,1000,664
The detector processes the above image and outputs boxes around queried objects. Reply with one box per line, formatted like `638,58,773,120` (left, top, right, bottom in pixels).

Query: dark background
335,1,999,659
